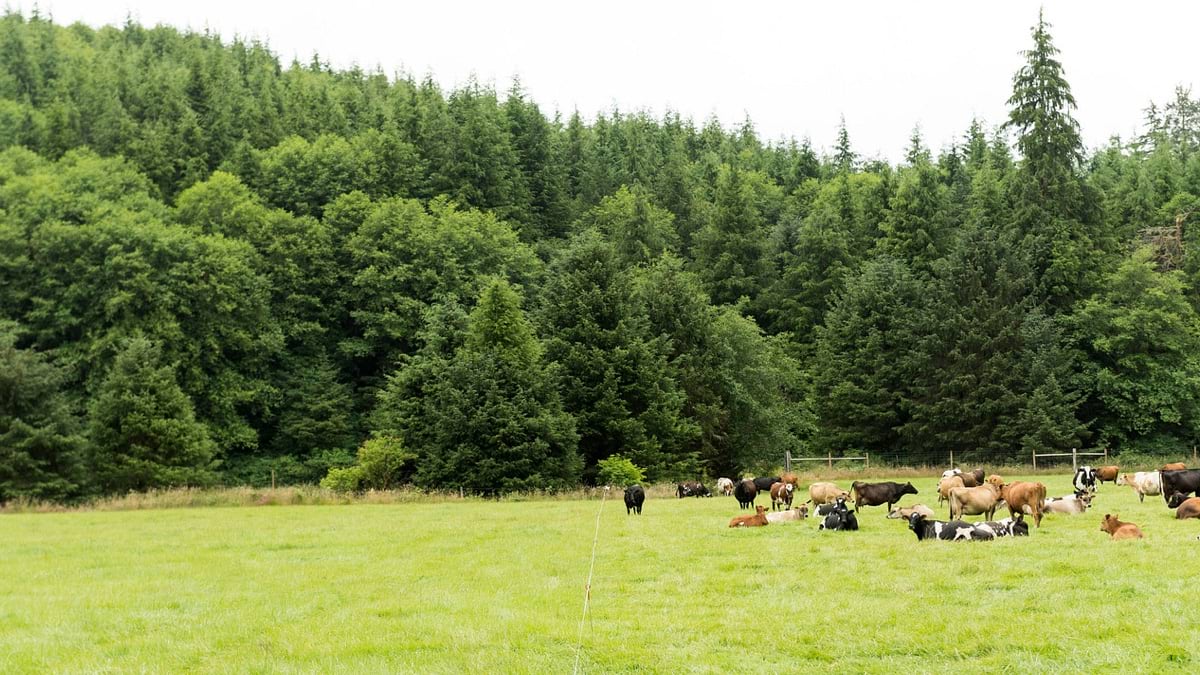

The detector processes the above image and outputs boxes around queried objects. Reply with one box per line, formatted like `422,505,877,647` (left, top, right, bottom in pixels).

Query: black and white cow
976,514,1029,537
1073,466,1098,493
818,497,859,531
908,513,997,541
676,481,712,498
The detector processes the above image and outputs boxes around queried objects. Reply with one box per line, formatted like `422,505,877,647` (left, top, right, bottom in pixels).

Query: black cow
1073,466,1097,493
1161,469,1200,507
908,513,995,541
818,497,859,531
676,481,712,498
850,481,918,513
734,479,758,509
753,476,782,493
624,485,645,515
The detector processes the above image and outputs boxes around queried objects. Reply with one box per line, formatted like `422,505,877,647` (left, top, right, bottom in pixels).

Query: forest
0,11,1198,501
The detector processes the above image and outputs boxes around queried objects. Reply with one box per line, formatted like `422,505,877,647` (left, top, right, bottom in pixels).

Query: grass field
1,472,1198,673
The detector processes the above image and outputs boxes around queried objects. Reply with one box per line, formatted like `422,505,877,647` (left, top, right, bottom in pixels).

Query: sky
29,0,1200,162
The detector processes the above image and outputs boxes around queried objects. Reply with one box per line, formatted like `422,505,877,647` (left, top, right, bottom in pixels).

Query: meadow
1,471,1198,673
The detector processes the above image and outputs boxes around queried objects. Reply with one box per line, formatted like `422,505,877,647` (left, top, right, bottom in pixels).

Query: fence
1031,447,1107,473
785,450,869,472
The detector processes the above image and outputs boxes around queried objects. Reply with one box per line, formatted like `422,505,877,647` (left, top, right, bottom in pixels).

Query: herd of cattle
622,462,1200,542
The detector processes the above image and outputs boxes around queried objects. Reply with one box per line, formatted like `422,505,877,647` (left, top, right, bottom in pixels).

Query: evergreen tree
87,337,217,493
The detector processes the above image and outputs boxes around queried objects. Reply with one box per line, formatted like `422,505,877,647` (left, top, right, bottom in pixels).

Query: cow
734,479,758,509
1073,466,1097,493
753,476,782,493
948,483,1001,521
769,482,795,511
1175,497,1200,520
940,468,962,480
729,505,769,528
624,485,645,515
959,469,985,488
850,481,918,513
1160,469,1200,507
808,482,850,506
716,477,735,496
993,480,1046,527
979,515,1030,538
818,497,859,531
1095,465,1119,485
677,481,712,498
781,472,800,486
937,475,965,507
1043,491,1092,515
1100,513,1144,540
1117,472,1162,502
908,513,995,541
766,505,809,523
1161,462,1188,471
887,504,935,520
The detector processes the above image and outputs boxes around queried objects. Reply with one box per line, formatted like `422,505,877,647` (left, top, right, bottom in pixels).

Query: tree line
1,10,1198,501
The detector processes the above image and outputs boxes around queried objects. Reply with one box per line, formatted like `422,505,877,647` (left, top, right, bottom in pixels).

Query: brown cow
958,468,985,488
1162,462,1188,471
998,480,1047,528
808,482,849,506
729,505,770,528
986,474,1005,488
1100,513,1144,540
1095,465,1119,485
1175,497,1200,520
948,484,1001,520
781,472,800,486
770,482,795,511
937,475,965,507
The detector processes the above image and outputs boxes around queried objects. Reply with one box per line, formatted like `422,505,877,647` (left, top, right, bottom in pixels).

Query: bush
319,466,363,492
356,436,415,490
596,455,645,487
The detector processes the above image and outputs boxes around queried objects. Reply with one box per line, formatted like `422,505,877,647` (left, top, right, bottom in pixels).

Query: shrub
596,455,645,487
319,466,363,492
356,436,415,490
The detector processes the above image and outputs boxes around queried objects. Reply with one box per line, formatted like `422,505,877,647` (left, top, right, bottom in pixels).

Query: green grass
1,473,1198,673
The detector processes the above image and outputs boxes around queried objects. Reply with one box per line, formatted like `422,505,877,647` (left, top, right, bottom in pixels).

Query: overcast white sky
30,0,1200,161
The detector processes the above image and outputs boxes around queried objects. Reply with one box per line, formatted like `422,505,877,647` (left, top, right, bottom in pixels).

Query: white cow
716,477,735,496
765,505,809,523
1116,471,1162,503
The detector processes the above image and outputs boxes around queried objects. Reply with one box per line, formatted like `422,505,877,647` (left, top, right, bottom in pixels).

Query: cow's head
902,482,918,495
1168,493,1188,508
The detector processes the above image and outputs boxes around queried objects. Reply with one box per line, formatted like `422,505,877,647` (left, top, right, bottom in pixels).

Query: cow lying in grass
887,504,935,520
1175,497,1200,520
908,513,995,541
1043,491,1092,515
818,497,858,531
765,505,809,523
1099,513,1144,540
729,505,769,528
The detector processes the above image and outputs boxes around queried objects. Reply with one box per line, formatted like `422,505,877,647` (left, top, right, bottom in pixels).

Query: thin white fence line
573,485,609,675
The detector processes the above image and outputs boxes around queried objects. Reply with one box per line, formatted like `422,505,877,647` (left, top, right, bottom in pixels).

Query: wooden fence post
827,451,832,470
1032,449,1037,471
865,453,870,471
1071,447,1077,473
949,450,954,469
786,450,791,473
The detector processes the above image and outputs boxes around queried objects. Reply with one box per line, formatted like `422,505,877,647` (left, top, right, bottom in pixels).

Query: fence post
1193,446,1197,465
827,451,833,470
1032,449,1037,471
865,453,870,471
786,450,791,473
1071,447,1077,473
949,450,954,469
1104,447,1109,463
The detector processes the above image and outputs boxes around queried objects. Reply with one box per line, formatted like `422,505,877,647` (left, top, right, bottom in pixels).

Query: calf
948,484,1001,521
770,482,795,511
1099,513,1144,540
1043,491,1092,515
1161,462,1188,471
716,477,735,496
1116,472,1161,503
851,481,918,513
1160,469,1200,507
908,513,995,541
978,515,1030,538
734,479,758,509
818,497,859,531
1175,497,1200,520
677,481,712,498
729,505,769,528
766,505,809,524
887,504,935,520
624,485,645,515
808,482,850,506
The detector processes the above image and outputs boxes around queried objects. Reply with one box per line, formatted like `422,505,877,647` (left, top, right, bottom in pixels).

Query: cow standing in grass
850,481,918,513
624,485,645,515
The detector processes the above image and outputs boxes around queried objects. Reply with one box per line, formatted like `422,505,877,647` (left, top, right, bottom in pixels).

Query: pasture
1,472,1198,672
